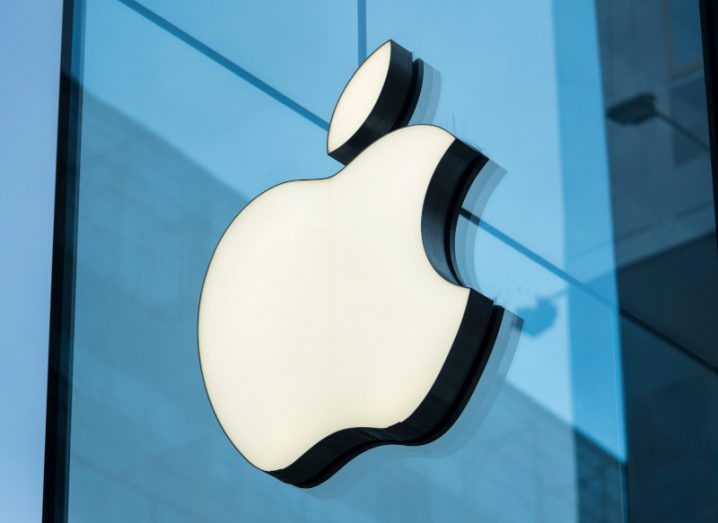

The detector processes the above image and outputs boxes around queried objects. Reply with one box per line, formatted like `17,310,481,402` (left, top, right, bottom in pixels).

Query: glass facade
47,0,717,521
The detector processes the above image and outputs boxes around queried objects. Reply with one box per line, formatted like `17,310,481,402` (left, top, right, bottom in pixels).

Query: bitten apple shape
198,41,504,487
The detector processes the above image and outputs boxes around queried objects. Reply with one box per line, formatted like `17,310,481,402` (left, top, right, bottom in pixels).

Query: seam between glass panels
358,0,367,64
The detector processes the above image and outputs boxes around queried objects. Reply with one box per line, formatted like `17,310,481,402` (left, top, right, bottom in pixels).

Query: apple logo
198,40,507,488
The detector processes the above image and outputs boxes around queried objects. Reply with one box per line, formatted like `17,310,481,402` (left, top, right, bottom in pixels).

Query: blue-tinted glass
59,0,718,521
131,0,358,121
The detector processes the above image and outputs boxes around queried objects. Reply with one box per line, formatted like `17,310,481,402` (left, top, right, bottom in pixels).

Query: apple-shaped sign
198,41,505,488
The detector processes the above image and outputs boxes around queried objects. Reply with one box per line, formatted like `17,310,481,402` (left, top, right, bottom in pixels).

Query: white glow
327,41,391,154
198,125,470,472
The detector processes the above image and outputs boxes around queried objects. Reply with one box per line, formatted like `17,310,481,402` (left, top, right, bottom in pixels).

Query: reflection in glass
56,0,718,521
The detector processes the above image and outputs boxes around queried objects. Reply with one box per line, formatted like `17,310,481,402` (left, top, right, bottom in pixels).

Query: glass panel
595,0,718,520
126,0,359,121
57,0,717,521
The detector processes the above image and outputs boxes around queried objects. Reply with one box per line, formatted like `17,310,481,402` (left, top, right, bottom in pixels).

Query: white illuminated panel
327,41,391,154
198,125,470,472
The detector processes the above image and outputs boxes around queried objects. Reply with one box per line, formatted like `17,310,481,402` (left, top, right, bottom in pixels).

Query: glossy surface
57,0,717,521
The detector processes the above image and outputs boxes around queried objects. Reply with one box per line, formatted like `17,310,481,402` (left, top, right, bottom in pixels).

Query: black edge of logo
270,292,504,488
422,139,490,286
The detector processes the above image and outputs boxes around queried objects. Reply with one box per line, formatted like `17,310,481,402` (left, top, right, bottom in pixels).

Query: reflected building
596,0,718,521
